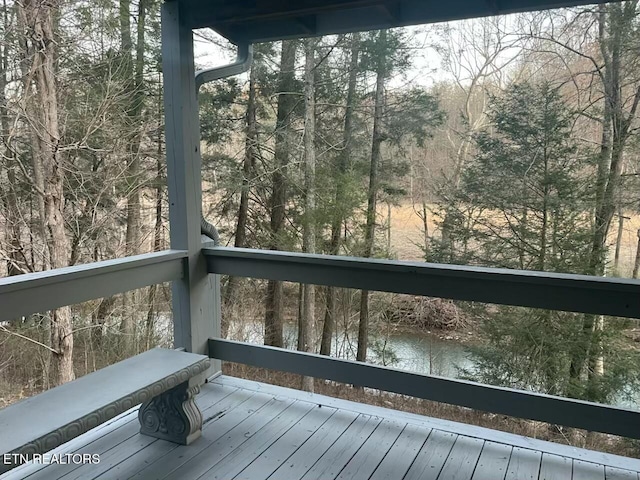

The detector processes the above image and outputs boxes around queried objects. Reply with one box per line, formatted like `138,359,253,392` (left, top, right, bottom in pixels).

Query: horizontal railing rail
209,338,640,439
204,247,640,319
0,250,187,322
205,246,640,439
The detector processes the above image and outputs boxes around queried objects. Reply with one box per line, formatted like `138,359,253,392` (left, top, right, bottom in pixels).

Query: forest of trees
1,0,639,450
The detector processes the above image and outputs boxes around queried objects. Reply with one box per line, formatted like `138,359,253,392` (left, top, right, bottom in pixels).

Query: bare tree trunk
300,38,316,392
386,202,391,253
570,3,640,399
613,209,626,273
632,229,640,279
421,201,430,259
357,31,387,363
265,40,296,348
0,36,25,278
224,60,258,333
322,33,360,356
146,110,164,349
19,0,73,385
122,0,147,352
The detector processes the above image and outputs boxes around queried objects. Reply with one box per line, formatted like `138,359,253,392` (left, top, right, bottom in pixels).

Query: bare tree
265,40,297,348
18,0,73,385
433,17,521,259
357,30,387,363
300,38,317,392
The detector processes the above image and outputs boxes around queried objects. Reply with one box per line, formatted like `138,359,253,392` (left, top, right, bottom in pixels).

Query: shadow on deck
3,375,640,480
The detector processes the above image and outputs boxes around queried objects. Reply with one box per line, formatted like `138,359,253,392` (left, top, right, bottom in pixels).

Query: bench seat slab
0,348,210,473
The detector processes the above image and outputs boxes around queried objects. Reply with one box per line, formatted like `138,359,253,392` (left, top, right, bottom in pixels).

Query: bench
0,348,211,473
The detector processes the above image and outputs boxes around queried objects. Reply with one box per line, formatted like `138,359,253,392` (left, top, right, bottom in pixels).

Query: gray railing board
0,348,210,473
208,339,640,440
204,247,640,319
0,250,186,322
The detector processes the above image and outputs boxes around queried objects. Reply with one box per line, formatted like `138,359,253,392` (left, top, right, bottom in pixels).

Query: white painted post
162,2,220,374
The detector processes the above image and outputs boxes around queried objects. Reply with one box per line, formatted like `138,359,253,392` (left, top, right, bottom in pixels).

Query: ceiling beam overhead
175,0,616,43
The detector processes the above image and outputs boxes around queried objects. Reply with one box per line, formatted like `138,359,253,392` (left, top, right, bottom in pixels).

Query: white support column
162,2,219,373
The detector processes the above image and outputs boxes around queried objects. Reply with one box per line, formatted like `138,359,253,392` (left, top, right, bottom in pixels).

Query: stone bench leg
138,372,207,445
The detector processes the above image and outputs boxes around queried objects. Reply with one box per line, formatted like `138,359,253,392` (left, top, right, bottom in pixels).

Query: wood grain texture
403,429,458,480
369,423,432,480
436,435,484,480
505,447,542,480
539,453,572,480
299,414,382,480
177,401,316,480
471,441,512,480
335,419,404,479
573,460,605,480
234,405,337,480
265,409,360,480
606,467,639,480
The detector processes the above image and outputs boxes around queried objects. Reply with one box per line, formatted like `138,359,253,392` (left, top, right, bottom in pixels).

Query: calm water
227,319,639,409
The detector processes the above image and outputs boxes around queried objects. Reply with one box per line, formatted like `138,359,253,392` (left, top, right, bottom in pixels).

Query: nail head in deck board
470,441,512,480
127,389,268,480
184,401,317,480
403,429,458,480
606,467,640,480
265,409,360,480
436,436,484,480
162,396,297,480
505,447,542,480
573,460,605,480
369,424,432,480
539,453,572,480
336,419,405,479
233,405,337,480
300,414,383,480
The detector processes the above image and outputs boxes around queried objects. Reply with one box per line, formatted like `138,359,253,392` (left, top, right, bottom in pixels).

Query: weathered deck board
233,404,337,479
573,459,605,480
336,419,404,479
539,453,573,480
470,440,512,480
264,409,360,480
402,430,458,480
180,401,317,480
369,423,432,480
436,435,484,480
505,446,542,480
606,467,639,480
300,414,382,480
128,388,270,480
161,395,296,480
2,375,639,480
21,382,238,480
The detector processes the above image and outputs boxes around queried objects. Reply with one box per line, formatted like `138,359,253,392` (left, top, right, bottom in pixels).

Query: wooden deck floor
3,375,640,480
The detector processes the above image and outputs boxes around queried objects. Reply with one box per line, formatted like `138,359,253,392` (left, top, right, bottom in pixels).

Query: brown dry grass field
385,202,640,277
